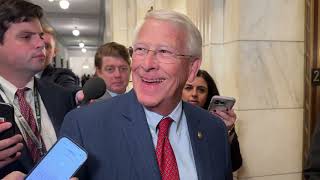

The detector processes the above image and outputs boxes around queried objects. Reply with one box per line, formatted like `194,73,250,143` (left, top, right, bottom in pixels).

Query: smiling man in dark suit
0,0,76,178
61,9,232,180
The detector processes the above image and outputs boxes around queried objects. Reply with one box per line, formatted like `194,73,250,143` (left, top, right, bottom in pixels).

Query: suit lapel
121,91,161,180
184,103,215,180
35,80,62,135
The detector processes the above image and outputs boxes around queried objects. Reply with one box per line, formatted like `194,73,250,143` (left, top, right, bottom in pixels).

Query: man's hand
75,90,84,105
0,122,23,168
2,171,25,180
75,90,95,106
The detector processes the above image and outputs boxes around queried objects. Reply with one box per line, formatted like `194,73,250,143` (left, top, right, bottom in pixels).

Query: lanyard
0,83,46,155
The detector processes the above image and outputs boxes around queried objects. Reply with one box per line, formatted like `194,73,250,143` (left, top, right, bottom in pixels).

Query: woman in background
182,69,242,171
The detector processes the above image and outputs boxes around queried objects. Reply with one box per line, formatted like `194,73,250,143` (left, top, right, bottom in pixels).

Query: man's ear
95,68,102,76
187,57,201,83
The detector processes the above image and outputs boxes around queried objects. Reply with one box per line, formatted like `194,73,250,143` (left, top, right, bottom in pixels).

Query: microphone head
82,77,106,103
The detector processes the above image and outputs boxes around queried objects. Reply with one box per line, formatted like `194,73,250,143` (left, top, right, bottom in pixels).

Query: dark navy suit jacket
40,65,80,91
0,79,76,178
60,90,232,180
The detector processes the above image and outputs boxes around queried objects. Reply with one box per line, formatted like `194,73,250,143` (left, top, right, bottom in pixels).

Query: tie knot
16,87,29,98
157,117,173,137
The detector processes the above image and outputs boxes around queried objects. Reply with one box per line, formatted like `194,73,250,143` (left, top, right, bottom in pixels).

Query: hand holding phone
0,102,23,162
208,96,237,131
0,102,15,140
208,95,236,112
26,137,87,180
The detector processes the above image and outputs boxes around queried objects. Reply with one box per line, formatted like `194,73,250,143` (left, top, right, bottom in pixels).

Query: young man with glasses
94,42,131,100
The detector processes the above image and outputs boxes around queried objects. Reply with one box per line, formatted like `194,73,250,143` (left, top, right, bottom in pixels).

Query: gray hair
133,9,202,58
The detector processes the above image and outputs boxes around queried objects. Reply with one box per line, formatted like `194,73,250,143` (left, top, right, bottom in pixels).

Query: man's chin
110,88,126,94
137,94,158,108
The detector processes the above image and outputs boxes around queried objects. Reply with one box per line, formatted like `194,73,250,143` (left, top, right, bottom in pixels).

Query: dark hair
0,0,43,44
95,42,131,69
197,69,219,109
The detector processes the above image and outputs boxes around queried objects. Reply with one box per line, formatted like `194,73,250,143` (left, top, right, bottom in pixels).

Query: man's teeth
142,78,164,83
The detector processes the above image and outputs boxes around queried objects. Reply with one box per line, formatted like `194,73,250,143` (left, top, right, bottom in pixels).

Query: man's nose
113,68,121,77
141,49,158,71
35,35,45,49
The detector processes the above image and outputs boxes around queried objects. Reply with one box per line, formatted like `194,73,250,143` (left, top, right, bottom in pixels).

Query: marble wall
106,0,305,179
204,0,305,179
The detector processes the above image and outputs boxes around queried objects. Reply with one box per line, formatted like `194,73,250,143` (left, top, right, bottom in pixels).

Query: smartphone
26,137,88,180
208,95,236,112
0,102,15,140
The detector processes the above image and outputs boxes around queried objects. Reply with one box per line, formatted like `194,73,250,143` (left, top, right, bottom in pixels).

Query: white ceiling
29,0,105,51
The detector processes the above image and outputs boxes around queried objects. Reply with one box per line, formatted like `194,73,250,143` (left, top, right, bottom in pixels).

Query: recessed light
81,48,87,53
59,0,69,9
72,28,80,36
79,42,85,48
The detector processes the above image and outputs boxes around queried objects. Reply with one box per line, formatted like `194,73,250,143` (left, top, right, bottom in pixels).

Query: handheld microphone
80,77,106,105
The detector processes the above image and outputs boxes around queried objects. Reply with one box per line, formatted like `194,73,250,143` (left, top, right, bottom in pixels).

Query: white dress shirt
0,76,57,150
144,101,198,180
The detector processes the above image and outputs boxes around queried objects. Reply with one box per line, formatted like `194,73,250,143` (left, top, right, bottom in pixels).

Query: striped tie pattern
16,88,41,163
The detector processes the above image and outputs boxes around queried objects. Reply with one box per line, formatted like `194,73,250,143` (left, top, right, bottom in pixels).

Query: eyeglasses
104,66,130,74
131,44,194,64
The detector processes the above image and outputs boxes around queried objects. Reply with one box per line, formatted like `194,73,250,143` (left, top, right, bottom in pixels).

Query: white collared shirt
0,76,57,150
144,101,198,180
107,89,120,97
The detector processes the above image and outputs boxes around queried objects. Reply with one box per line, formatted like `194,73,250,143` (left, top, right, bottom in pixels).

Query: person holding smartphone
182,69,242,171
0,0,76,178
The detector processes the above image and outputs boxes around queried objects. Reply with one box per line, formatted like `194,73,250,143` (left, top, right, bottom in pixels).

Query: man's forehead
8,19,42,32
102,56,128,63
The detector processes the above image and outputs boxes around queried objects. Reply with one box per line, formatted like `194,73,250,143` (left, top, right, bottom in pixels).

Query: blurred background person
37,25,80,91
94,42,131,100
182,69,242,171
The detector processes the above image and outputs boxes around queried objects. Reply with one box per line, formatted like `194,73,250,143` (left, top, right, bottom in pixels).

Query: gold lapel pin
197,131,203,140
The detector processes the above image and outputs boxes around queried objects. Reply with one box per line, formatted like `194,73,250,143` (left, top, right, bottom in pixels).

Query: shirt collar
107,89,120,97
0,76,34,102
144,101,183,133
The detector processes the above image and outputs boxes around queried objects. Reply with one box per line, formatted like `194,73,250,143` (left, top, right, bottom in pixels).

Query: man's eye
120,67,129,72
45,44,52,50
158,49,172,54
134,47,146,52
20,35,32,40
105,67,114,72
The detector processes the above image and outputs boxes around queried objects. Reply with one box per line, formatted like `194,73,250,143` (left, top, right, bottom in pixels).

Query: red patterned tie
16,88,41,163
156,117,180,180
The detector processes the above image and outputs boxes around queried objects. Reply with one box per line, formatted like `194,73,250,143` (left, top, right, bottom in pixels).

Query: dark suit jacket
60,90,233,180
304,114,320,180
0,79,76,178
40,65,80,91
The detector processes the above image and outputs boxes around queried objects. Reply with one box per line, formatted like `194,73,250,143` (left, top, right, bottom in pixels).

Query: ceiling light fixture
72,27,80,36
82,65,89,69
48,0,54,2
79,42,85,48
59,0,70,9
81,48,87,53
